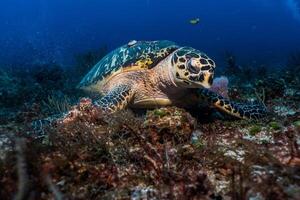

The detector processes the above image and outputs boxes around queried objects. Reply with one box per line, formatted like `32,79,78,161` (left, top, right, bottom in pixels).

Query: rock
143,107,196,143
273,105,296,117
0,134,13,161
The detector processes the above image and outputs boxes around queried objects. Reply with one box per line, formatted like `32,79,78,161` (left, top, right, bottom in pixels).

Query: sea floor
0,56,300,199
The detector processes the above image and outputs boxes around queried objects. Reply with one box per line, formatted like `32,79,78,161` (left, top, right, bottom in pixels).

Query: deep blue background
0,0,300,68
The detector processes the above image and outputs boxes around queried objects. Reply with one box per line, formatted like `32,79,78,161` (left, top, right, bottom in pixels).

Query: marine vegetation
0,42,299,200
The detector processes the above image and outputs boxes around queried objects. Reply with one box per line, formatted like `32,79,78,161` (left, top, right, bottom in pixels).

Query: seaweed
0,49,299,199
224,51,242,76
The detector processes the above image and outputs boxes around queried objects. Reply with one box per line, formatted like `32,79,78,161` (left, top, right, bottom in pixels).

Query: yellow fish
189,18,200,25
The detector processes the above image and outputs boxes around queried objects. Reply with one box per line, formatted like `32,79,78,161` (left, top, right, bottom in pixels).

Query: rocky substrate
0,98,299,200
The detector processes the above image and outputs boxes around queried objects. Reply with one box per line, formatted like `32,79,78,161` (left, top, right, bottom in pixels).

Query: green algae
249,125,262,136
293,120,300,128
269,121,281,130
193,140,205,149
153,109,167,117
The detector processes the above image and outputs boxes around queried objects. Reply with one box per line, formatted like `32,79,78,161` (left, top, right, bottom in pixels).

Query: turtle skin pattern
95,84,134,113
198,88,267,120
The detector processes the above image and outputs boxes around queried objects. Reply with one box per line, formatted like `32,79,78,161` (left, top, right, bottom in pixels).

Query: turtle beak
202,73,214,88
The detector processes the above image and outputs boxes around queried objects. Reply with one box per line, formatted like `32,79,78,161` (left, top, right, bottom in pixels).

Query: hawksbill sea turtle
78,40,266,120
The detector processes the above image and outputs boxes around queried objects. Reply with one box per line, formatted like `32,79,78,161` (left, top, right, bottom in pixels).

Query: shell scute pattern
125,45,179,70
78,40,179,88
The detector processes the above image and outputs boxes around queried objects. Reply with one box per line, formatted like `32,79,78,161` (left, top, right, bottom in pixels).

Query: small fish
189,18,200,25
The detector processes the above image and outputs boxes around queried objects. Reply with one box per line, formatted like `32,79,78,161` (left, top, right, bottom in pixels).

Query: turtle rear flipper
198,89,267,120
95,84,135,113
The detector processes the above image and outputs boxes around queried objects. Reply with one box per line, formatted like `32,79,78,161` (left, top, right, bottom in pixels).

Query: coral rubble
0,52,299,199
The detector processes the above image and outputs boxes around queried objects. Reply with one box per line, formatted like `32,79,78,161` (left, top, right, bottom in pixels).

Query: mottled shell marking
78,40,179,89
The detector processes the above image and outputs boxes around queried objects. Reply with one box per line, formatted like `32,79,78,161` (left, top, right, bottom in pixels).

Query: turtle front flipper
95,84,135,113
197,89,267,120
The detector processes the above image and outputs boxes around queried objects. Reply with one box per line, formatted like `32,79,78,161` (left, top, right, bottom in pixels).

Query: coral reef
0,51,299,199
210,76,229,98
223,51,242,76
0,69,22,107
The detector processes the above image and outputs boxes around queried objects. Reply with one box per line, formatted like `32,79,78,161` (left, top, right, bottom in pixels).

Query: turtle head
171,47,216,88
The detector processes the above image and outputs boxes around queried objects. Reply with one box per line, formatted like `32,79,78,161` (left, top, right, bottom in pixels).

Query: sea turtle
78,40,266,120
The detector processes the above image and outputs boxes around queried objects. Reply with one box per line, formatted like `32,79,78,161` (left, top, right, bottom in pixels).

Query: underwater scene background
1,0,300,66
0,0,300,199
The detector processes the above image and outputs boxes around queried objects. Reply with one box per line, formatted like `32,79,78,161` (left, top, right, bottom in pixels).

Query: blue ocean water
0,0,300,67
1,2,300,199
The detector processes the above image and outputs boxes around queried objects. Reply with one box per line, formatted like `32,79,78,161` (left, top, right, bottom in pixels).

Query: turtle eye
187,61,200,74
185,54,192,60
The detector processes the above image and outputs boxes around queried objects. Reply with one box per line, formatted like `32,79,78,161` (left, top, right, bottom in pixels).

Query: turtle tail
198,88,267,120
